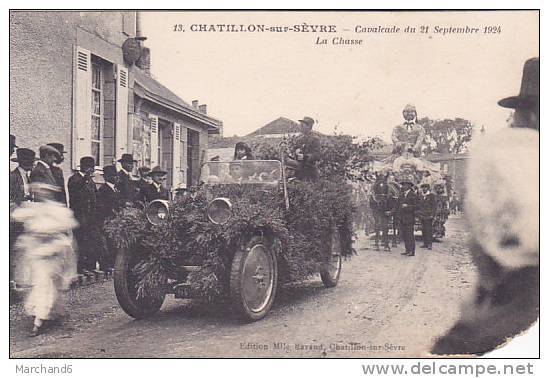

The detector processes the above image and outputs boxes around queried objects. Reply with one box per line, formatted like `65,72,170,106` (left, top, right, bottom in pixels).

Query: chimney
199,104,207,114
192,100,199,109
136,46,151,76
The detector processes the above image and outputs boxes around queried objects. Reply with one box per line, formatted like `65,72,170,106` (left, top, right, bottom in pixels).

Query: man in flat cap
47,143,68,205
293,116,321,181
68,156,103,273
30,145,61,190
96,165,122,272
135,166,152,203
116,153,138,205
432,58,539,356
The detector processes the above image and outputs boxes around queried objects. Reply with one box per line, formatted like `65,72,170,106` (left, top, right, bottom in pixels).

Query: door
187,129,200,186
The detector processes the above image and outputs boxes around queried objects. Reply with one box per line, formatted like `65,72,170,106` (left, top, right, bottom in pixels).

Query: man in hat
391,104,425,158
369,172,394,251
141,166,169,202
9,148,36,281
498,57,539,131
431,58,539,356
10,134,18,158
397,177,418,256
135,166,151,203
116,154,138,205
292,116,321,181
30,145,61,189
10,148,36,208
68,156,102,273
47,143,67,205
417,183,436,250
96,165,122,272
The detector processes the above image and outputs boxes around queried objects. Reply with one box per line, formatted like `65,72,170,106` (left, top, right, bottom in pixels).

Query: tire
320,227,343,288
230,236,278,321
114,247,165,319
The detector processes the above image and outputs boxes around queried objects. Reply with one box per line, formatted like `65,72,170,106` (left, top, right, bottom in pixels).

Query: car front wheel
230,236,278,321
320,227,343,288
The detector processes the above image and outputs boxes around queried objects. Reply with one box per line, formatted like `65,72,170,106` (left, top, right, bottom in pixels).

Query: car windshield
201,160,282,186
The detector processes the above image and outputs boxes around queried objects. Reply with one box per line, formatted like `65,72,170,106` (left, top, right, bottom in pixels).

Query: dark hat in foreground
47,143,67,154
298,116,315,128
11,148,37,163
138,166,151,173
103,165,117,177
498,57,539,109
80,156,95,170
117,153,137,163
39,145,61,159
420,182,431,188
149,165,167,176
10,134,18,148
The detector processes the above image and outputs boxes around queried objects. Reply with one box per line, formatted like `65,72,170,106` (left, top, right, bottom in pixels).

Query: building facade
10,11,221,189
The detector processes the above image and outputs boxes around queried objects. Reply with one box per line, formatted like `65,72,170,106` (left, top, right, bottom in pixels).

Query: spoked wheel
320,227,343,288
114,247,165,319
230,236,278,321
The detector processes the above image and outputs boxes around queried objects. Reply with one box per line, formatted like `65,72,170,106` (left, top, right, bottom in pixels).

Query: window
91,62,103,165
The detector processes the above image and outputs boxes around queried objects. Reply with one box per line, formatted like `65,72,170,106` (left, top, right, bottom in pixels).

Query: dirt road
10,215,476,358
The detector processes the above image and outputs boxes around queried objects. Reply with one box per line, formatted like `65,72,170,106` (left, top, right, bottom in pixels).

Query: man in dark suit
293,116,321,182
9,148,36,281
141,166,170,202
10,148,35,208
397,179,418,256
96,165,122,272
47,143,68,205
30,145,60,190
135,166,151,203
68,156,103,273
418,183,436,250
116,153,138,205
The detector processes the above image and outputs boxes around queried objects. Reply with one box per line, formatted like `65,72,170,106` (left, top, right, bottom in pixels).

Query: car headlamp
146,200,170,226
207,198,232,225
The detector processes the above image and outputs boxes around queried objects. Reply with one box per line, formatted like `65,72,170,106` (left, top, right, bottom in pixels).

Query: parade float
105,158,355,322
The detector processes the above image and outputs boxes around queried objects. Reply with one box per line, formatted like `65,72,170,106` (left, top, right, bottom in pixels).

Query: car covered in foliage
106,159,355,321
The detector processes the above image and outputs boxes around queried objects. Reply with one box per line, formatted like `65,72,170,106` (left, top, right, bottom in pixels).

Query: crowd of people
9,142,171,335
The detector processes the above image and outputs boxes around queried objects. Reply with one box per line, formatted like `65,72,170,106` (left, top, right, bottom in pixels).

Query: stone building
10,11,221,190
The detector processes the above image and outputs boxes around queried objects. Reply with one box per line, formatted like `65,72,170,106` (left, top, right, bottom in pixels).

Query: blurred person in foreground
431,58,539,355
11,183,78,336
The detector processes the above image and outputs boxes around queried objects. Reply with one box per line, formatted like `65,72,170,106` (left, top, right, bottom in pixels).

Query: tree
418,117,474,155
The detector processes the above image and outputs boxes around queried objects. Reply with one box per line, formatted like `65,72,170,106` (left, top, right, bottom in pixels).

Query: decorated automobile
106,159,355,321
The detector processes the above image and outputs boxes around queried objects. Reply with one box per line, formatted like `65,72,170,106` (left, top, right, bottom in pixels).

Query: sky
141,11,538,142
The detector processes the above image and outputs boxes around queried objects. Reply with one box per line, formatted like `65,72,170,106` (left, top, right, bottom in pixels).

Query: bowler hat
298,116,315,128
498,58,539,109
80,156,95,170
10,134,18,148
117,153,137,163
103,165,117,177
47,143,66,155
138,166,151,173
11,148,36,163
39,145,61,159
149,165,167,176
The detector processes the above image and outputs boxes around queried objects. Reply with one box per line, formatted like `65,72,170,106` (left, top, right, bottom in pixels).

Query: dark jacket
418,192,437,219
141,182,170,203
68,172,97,227
116,169,136,204
51,165,67,204
30,161,57,187
397,189,418,225
135,178,150,203
96,183,123,225
10,168,30,207
294,131,321,181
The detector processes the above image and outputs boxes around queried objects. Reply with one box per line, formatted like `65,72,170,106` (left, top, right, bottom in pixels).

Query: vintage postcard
9,10,539,360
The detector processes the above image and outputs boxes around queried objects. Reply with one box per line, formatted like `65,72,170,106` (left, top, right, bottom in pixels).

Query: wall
10,11,135,179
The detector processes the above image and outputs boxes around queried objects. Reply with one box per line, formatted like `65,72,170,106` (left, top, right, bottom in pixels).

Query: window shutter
179,125,187,188
116,65,129,160
149,114,159,167
172,123,182,188
73,46,92,168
